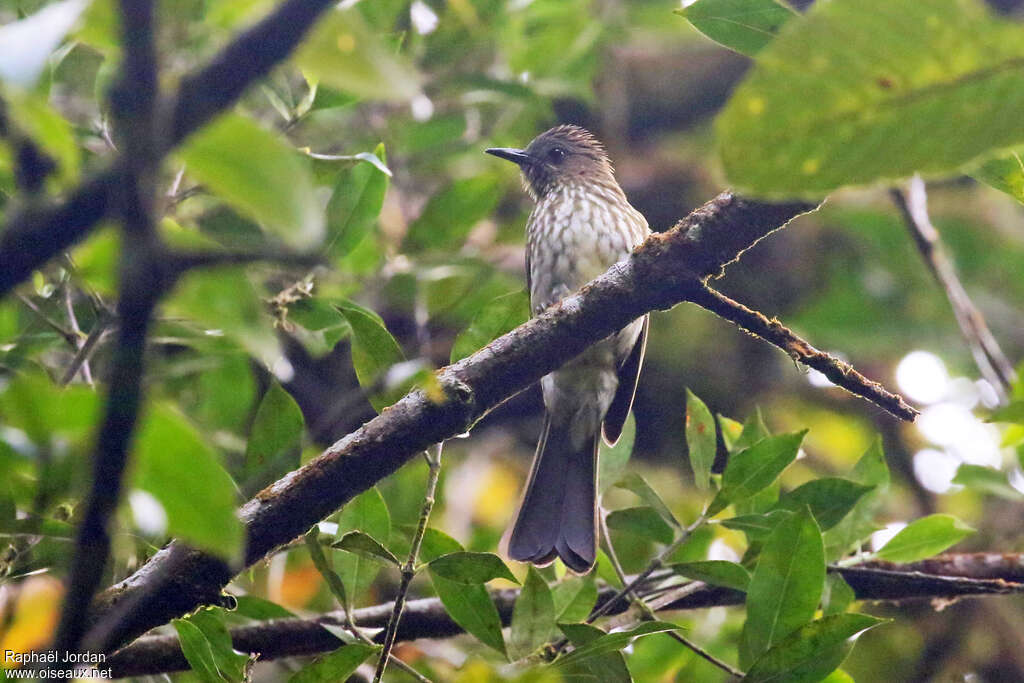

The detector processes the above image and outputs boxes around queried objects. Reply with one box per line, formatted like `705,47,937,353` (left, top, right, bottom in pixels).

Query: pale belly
526,183,649,447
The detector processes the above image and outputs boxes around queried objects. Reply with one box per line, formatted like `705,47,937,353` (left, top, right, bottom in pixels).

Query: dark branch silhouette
50,0,162,656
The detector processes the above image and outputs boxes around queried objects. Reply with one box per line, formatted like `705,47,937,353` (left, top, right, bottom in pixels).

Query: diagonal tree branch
0,0,337,298
104,556,1024,678
83,193,909,655
690,284,917,420
891,176,1017,400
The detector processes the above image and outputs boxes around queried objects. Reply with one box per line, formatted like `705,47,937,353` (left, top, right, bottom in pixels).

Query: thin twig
891,176,1017,401
60,314,115,387
665,630,743,678
598,512,743,678
599,511,634,596
304,530,431,683
62,285,94,385
689,284,919,421
587,514,707,624
166,165,186,199
14,292,77,345
374,444,442,683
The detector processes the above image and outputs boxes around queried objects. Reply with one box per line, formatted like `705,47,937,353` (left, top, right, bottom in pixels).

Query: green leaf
0,0,88,88
174,608,250,683
988,400,1024,425
719,409,772,479
173,619,223,683
232,595,296,620
720,509,793,540
822,573,856,617
709,430,806,516
718,415,745,451
405,176,503,251
558,622,605,645
335,300,405,412
180,114,323,248
169,267,278,362
510,566,556,660
196,353,257,432
187,609,250,682
334,487,391,608
685,389,716,491
69,227,119,297
776,478,875,531
823,438,890,560
7,93,80,186
716,0,1024,196
744,613,885,683
741,507,825,667
615,472,681,529
287,298,352,356
606,506,675,545
551,573,598,623
418,527,464,563
734,482,782,517
554,621,681,669
429,570,507,656
245,381,304,492
325,144,389,258
296,8,420,101
594,548,624,589
132,404,243,560
0,372,99,444
428,551,518,584
971,151,1024,204
557,622,631,683
599,413,636,494
822,671,857,683
677,0,797,57
333,530,401,566
671,560,751,591
875,514,974,563
289,643,378,683
952,464,1024,500
450,290,530,363
418,528,507,655
735,407,771,451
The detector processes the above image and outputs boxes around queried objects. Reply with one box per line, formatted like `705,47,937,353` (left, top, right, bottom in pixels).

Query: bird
486,125,649,573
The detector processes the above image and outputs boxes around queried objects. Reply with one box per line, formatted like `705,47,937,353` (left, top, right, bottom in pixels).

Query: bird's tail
508,416,598,573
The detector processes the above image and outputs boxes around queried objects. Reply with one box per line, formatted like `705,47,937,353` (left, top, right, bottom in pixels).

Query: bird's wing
525,248,532,303
602,314,648,446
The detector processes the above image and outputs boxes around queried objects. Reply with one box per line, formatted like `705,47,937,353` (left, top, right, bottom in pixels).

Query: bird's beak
485,147,533,166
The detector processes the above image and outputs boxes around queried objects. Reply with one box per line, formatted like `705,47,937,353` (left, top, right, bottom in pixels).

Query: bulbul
486,125,649,573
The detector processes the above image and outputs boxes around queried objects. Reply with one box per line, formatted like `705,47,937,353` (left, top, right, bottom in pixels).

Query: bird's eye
548,147,566,163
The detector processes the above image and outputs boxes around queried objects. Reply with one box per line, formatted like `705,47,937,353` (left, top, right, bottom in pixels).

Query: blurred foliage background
2,0,1024,680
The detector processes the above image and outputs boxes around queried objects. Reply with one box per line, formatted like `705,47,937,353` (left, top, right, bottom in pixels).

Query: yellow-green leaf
180,113,324,248
717,0,1024,196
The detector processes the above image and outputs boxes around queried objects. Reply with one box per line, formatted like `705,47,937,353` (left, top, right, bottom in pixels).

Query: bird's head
486,125,615,200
